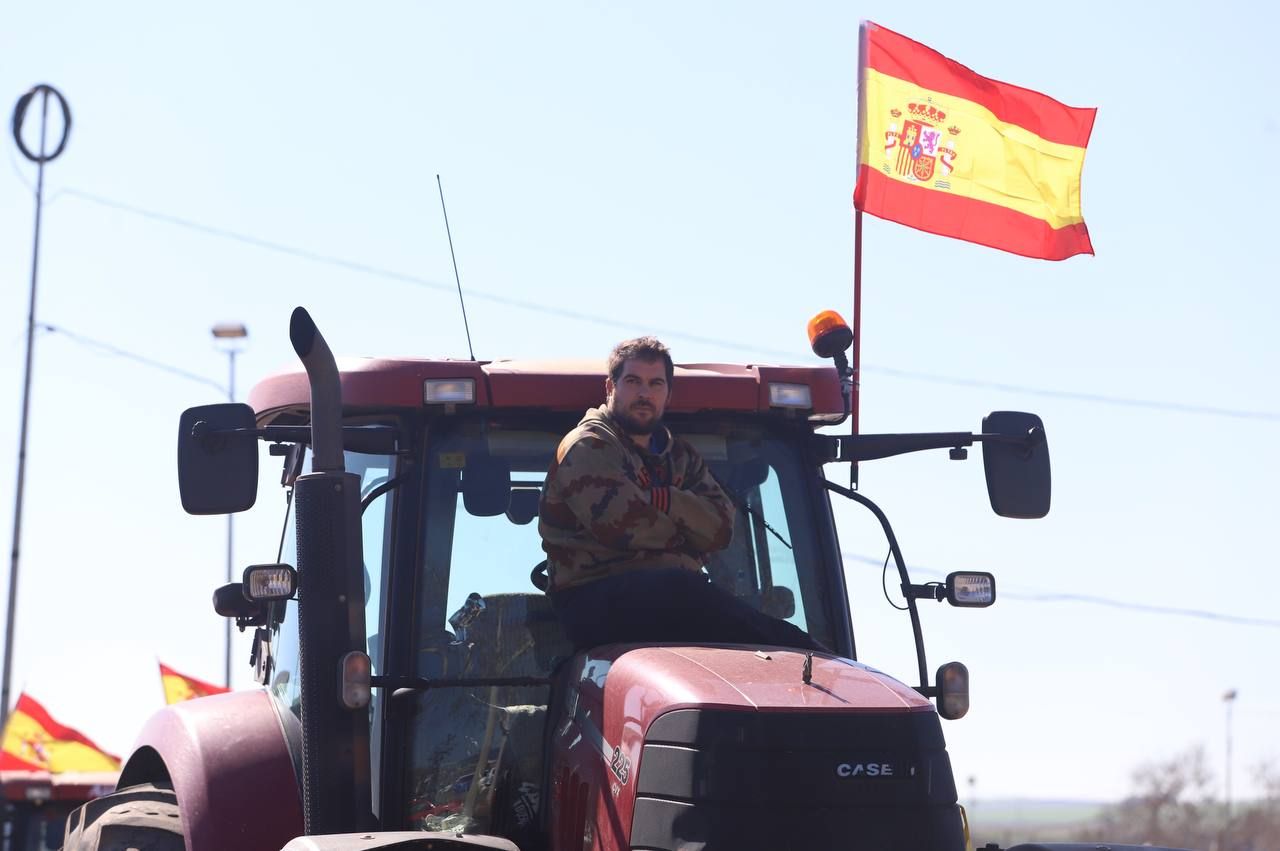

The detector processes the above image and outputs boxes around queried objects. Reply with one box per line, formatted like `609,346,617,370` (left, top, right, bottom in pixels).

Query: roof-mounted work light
424,378,476,404
768,383,813,410
243,564,297,602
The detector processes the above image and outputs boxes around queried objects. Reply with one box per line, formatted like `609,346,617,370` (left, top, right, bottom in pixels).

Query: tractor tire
61,782,185,851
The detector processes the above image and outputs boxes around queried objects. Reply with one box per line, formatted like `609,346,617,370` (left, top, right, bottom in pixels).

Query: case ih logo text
836,762,894,778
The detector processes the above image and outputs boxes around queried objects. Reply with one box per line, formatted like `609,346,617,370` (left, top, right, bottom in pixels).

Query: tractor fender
118,688,304,851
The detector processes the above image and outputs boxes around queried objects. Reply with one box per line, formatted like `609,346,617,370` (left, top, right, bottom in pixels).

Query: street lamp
212,322,247,689
1223,688,1237,818
4,86,71,729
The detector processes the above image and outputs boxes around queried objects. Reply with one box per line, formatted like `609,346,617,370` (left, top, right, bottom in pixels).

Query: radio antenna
436,174,476,361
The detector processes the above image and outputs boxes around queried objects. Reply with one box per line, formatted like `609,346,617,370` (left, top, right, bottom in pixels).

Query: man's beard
613,402,662,436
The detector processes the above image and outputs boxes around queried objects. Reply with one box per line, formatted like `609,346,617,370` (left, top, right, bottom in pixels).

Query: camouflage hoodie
538,405,734,591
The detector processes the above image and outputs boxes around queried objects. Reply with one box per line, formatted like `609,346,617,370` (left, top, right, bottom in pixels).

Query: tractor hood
567,645,935,777
556,646,959,849
578,645,932,723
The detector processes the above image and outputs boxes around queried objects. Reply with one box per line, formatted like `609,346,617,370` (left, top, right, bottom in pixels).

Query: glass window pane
269,445,395,713
757,466,806,631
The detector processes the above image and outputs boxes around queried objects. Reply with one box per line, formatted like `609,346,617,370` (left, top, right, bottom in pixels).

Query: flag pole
850,22,870,488
853,209,863,438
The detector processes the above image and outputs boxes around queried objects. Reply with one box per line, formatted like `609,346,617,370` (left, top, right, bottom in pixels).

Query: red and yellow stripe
159,662,229,705
0,693,120,773
854,22,1096,260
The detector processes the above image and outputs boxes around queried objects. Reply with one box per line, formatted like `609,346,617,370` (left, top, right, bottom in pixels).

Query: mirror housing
505,486,541,525
178,403,259,515
981,411,1050,519
462,455,512,517
760,586,796,619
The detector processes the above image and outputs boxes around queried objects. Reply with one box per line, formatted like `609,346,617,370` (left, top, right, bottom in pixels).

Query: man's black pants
550,567,825,652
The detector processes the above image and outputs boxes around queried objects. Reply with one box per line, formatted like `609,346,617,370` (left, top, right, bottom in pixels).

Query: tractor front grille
629,709,965,851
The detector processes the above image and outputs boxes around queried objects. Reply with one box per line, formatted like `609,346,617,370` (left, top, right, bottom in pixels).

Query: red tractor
61,309,1183,851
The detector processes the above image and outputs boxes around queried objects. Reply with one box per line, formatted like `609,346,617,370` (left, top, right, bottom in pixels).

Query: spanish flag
0,693,120,772
159,662,229,705
854,22,1096,260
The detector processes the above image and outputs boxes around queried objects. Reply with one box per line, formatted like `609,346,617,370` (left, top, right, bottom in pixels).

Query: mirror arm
191,422,308,443
824,479,930,690
189,422,401,454
972,426,1046,451
905,582,946,602
831,432,974,462
823,426,1044,463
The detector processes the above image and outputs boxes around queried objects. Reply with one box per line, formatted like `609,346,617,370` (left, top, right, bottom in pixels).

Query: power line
56,188,1280,423
39,323,226,395
59,188,456,296
873,366,1280,423
843,551,1280,629
997,591,1280,629
56,189,804,358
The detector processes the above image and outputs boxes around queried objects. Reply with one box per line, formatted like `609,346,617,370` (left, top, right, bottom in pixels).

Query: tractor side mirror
462,455,512,517
981,411,1050,519
760,586,795,619
178,403,259,515
506,486,541,525
730,458,771,492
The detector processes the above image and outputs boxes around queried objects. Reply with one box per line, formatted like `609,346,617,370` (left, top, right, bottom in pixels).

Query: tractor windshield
396,413,842,836
412,414,839,670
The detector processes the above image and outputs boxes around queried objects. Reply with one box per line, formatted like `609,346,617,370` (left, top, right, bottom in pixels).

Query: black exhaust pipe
289,307,373,834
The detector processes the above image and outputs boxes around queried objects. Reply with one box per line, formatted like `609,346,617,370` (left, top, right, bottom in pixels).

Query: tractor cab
253,356,857,843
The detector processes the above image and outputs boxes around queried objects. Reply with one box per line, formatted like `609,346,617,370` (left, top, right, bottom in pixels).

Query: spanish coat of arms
882,101,960,185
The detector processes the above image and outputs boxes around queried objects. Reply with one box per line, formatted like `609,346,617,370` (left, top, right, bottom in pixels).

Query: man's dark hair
608,337,674,384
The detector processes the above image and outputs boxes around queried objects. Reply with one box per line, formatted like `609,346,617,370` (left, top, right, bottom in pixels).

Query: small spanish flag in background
854,22,1096,260
0,693,120,772
159,662,229,705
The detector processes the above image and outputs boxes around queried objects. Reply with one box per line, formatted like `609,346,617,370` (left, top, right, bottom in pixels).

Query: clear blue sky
1,0,1276,802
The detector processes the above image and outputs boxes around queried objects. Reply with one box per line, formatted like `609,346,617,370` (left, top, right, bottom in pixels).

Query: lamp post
1223,688,1237,819
212,322,247,689
4,86,71,729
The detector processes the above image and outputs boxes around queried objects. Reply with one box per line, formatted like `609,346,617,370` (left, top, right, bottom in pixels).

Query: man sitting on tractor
537,336,823,651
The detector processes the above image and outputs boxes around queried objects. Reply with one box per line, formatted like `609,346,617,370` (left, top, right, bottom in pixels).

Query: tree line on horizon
970,747,1279,850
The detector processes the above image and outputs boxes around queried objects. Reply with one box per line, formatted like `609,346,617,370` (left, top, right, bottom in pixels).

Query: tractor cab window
398,415,837,840
269,445,397,717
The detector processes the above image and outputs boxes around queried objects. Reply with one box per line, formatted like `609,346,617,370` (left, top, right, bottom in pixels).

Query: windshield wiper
719,479,792,551
361,474,407,514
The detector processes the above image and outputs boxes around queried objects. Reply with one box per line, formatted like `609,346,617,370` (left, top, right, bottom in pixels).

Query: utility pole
4,86,71,728
212,322,248,689
1223,688,1237,819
